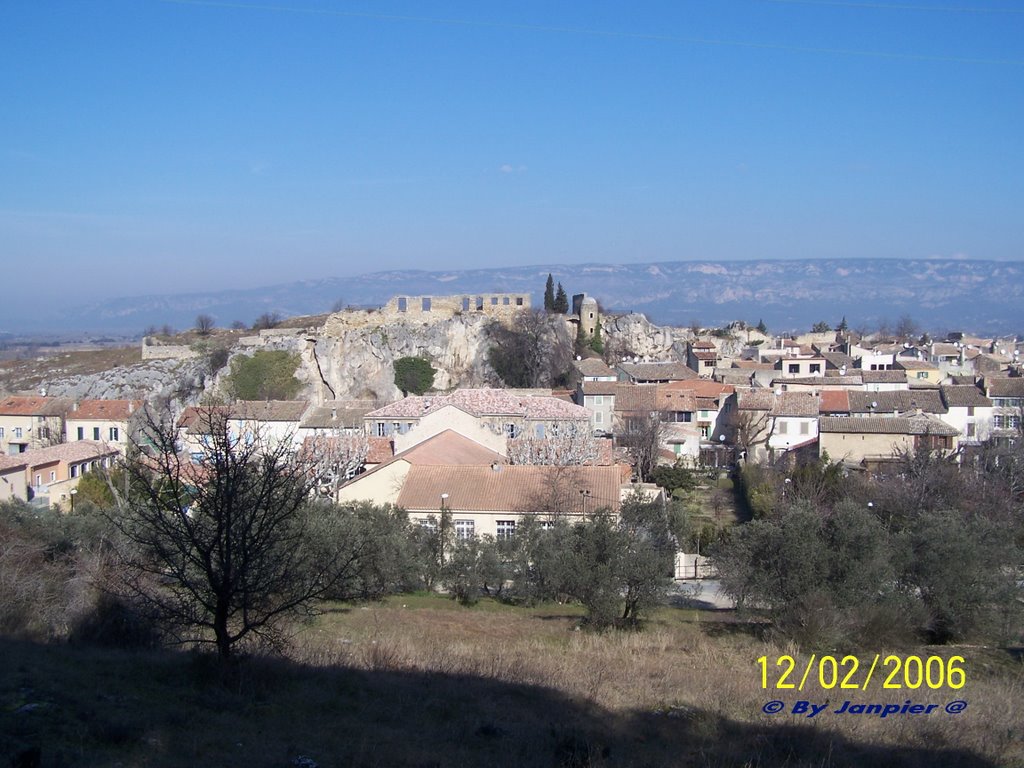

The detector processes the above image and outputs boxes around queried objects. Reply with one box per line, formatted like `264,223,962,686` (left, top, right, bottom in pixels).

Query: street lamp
578,488,592,519
70,488,78,513
438,493,450,565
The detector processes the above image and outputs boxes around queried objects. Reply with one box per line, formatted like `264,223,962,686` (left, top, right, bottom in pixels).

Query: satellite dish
871,401,878,408
576,355,582,361
774,388,782,396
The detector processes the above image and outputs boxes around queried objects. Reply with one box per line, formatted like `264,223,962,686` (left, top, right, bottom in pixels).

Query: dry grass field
2,594,1021,767
0,347,143,393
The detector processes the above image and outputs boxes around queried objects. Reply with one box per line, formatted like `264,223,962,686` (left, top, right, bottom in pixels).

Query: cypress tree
544,274,555,312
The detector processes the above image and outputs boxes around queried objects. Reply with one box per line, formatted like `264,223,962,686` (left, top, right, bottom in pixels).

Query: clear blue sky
2,0,1022,320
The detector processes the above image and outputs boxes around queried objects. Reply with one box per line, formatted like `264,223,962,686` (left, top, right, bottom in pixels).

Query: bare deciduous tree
195,314,215,335
507,421,600,466
616,410,664,482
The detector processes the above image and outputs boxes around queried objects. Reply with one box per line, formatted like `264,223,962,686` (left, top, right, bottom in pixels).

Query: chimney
331,408,337,421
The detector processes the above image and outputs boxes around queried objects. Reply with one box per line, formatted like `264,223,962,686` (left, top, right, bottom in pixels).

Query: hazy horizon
3,1,1022,326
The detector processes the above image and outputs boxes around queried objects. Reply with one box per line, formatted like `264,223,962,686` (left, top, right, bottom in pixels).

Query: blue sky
2,0,1022,321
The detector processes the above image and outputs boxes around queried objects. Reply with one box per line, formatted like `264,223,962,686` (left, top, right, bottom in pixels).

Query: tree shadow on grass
0,636,1002,768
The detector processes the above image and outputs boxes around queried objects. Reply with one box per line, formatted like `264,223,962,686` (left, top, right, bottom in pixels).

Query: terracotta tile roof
397,464,625,513
770,376,861,388
0,455,28,472
986,377,1024,398
178,405,229,430
68,399,144,421
730,360,775,370
931,343,961,357
300,400,376,430
847,390,947,415
229,400,310,422
820,415,958,436
860,370,908,384
821,352,855,369
820,390,851,414
0,396,71,417
691,351,718,361
940,385,992,408
769,392,819,418
580,381,619,396
895,360,939,371
366,437,395,463
367,389,589,421
573,358,616,378
663,380,735,399
617,362,696,382
691,341,717,350
613,384,659,413
735,388,775,411
656,389,697,412
21,441,118,467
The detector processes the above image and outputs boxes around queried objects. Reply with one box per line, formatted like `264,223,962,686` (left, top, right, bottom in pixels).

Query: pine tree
757,318,767,334
544,274,555,312
837,316,848,333
554,283,569,314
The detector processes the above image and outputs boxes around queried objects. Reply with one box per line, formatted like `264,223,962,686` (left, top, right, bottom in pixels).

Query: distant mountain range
24,258,1024,336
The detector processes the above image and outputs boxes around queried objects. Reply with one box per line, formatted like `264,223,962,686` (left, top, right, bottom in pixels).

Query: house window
76,427,84,440
916,372,928,380
419,518,438,532
539,520,555,531
966,423,975,437
505,423,518,438
71,464,79,478
35,474,42,487
422,298,431,312
375,422,388,437
462,297,471,312
515,297,523,306
93,427,101,440
454,520,475,540
788,364,799,374
476,296,484,310
496,520,516,540
502,297,510,305
967,407,975,417
490,296,498,305
809,364,821,374
49,470,56,482
109,427,119,441
393,422,402,435
535,423,545,438
397,297,407,312
595,412,603,425
14,428,22,439
700,425,709,438
777,421,788,435
0,427,3,438
593,395,603,405
800,422,809,435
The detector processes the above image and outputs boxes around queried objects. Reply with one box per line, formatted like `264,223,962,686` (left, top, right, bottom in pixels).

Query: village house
65,399,144,454
938,385,993,444
0,455,28,502
686,341,719,376
819,415,960,472
364,389,591,455
20,441,119,506
895,359,943,386
616,361,696,384
337,429,642,538
984,376,1024,439
0,395,70,455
